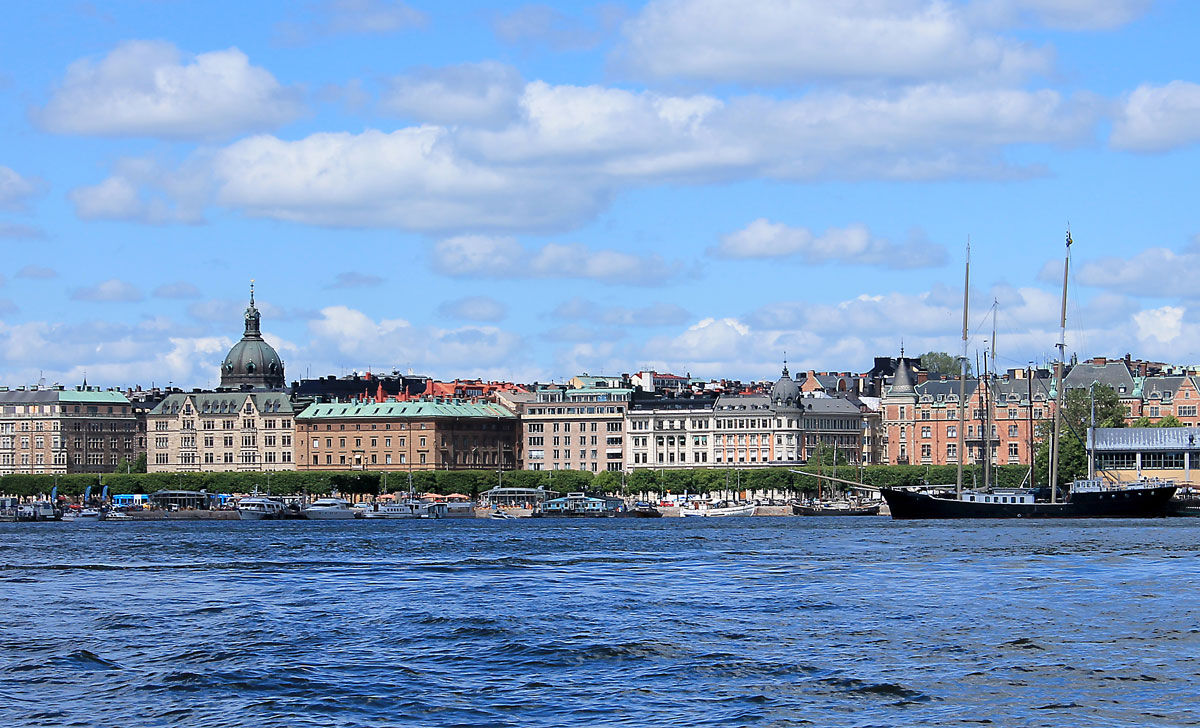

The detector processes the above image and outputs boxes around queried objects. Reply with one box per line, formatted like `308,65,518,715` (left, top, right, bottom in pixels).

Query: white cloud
380,61,523,127
70,279,143,303
1133,306,1184,345
74,79,1101,232
1069,242,1200,298
437,296,509,322
1111,81,1200,153
713,219,948,268
306,305,527,371
0,165,39,211
615,0,1050,84
38,40,304,140
431,235,686,285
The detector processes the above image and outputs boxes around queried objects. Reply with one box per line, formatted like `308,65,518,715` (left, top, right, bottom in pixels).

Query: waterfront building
1092,426,1200,486
0,385,140,475
506,385,632,472
294,398,517,471
145,391,298,472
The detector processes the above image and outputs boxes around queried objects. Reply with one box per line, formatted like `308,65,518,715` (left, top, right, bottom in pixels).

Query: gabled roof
1063,361,1135,395
150,392,296,416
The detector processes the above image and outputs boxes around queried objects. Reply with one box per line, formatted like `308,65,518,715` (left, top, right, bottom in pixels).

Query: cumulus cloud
326,272,384,289
70,279,143,303
437,295,508,322
1067,241,1200,298
38,40,304,140
615,0,1050,84
380,61,523,127
69,155,209,224
1111,81,1200,153
306,305,527,371
73,77,1101,232
712,219,948,268
152,282,202,299
16,265,57,279
0,166,40,211
431,235,686,285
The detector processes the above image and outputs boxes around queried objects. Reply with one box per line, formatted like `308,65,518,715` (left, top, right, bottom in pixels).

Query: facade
146,392,297,472
0,386,140,475
624,366,864,470
295,399,517,471
1092,427,1200,485
882,357,1053,467
220,283,285,390
507,386,632,472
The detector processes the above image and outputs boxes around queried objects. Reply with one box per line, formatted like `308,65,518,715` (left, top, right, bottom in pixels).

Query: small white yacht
78,508,101,520
303,497,356,520
238,497,286,521
679,500,757,517
361,500,446,519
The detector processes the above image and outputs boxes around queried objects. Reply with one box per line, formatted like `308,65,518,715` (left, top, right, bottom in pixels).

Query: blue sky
2,0,1200,389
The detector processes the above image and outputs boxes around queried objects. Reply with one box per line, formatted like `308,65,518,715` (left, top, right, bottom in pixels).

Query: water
3,518,1199,727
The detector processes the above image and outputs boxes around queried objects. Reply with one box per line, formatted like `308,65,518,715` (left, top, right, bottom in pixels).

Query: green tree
1155,414,1184,428
920,351,971,377
1034,384,1125,488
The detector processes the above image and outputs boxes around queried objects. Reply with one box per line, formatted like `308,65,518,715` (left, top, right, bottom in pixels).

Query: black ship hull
881,485,1177,519
792,504,881,516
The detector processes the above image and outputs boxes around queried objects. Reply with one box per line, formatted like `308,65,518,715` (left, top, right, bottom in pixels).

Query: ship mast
956,242,970,496
1049,229,1073,502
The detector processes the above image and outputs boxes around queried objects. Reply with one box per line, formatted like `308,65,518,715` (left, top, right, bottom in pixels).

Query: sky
2,0,1200,389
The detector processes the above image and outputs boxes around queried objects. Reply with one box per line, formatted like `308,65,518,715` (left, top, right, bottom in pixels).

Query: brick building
295,398,517,471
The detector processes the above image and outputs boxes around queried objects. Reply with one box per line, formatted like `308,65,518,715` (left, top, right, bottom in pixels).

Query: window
921,427,931,439
947,426,957,438
1008,425,1019,437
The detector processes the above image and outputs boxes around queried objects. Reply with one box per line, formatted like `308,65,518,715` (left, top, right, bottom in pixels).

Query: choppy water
2,517,1199,727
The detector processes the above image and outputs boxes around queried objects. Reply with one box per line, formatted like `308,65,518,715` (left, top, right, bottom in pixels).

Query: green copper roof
298,399,515,420
57,390,131,404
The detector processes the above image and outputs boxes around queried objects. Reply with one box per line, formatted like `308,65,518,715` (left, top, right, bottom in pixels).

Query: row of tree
0,464,1033,499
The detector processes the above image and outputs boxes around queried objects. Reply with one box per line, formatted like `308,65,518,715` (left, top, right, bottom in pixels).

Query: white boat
679,500,758,517
238,497,286,520
101,510,131,521
361,500,446,519
303,497,356,520
489,509,516,519
78,509,101,520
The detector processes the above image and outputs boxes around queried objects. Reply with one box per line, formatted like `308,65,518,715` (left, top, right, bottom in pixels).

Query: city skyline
3,1,1200,389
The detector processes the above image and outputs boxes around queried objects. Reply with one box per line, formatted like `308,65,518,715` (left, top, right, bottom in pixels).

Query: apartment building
0,386,140,475
146,392,298,472
506,386,632,472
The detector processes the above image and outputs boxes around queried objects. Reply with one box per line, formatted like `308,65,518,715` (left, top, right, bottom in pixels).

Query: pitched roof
150,392,296,416
1063,361,1135,394
297,399,515,420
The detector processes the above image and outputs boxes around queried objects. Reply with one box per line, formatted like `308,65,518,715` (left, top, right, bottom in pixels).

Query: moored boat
360,500,446,519
679,500,757,517
881,480,1177,519
303,497,356,520
793,501,881,516
238,496,286,521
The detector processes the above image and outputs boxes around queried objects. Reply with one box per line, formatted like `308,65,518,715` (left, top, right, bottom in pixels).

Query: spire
782,351,789,378
244,279,261,338
891,351,916,396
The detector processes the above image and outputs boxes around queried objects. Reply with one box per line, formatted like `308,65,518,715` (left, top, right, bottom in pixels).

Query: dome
220,283,285,389
771,362,801,408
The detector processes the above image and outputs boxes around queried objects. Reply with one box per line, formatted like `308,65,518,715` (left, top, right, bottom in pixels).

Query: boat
489,509,516,519
533,492,626,517
16,501,59,521
443,500,476,519
303,497,356,520
679,500,757,517
793,501,881,516
879,231,1178,519
620,501,663,518
101,510,131,521
360,500,446,519
77,508,101,520
238,496,286,520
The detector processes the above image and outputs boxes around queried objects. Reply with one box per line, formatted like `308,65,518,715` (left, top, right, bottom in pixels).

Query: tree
920,351,971,377
1034,384,1125,487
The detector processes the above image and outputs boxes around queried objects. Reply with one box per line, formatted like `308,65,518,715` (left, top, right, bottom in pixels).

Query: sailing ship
879,231,1178,519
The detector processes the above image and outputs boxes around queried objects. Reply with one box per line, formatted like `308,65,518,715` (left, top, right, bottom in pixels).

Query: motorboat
679,500,757,517
101,510,131,521
489,509,516,519
238,496,286,521
77,508,101,520
303,498,356,520
17,502,59,521
360,500,446,519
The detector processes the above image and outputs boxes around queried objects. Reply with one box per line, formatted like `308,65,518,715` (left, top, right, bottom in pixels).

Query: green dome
220,284,285,389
